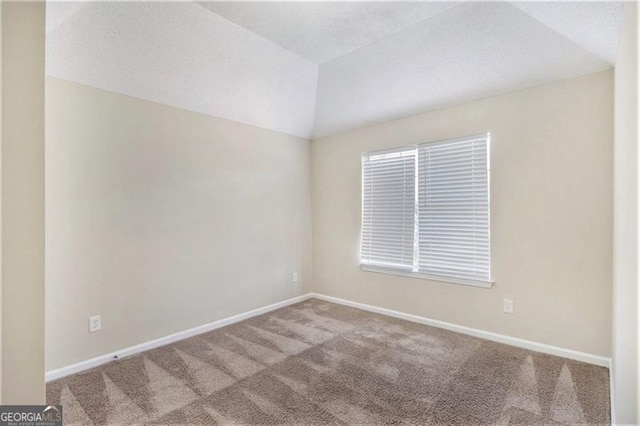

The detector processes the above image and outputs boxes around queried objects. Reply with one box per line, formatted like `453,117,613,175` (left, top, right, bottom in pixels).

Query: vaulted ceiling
198,2,460,64
46,1,623,139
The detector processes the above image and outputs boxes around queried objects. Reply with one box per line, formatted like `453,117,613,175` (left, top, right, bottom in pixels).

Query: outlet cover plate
89,315,101,333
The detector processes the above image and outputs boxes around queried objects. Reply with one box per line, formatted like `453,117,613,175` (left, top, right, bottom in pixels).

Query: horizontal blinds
417,134,490,282
361,147,416,269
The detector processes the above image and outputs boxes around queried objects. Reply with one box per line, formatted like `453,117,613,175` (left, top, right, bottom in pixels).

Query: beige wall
46,53,615,394
613,2,639,423
312,70,613,357
1,1,46,403
45,78,312,371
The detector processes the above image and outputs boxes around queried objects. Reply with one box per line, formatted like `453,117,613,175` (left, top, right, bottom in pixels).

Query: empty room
0,0,638,425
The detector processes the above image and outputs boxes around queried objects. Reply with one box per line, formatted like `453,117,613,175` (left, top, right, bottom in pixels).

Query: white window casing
360,133,492,287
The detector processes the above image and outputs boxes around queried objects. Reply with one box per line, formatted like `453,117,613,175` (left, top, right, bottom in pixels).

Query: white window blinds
360,134,491,285
361,147,416,270
417,135,490,282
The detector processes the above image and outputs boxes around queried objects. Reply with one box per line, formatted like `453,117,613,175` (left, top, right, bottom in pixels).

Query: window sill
360,264,494,289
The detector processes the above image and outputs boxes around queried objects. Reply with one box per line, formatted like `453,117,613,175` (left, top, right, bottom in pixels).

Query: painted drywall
312,71,613,357
612,2,639,423
511,2,623,65
1,1,46,403
45,78,312,371
47,2,623,141
200,2,457,64
45,2,318,139
313,2,614,138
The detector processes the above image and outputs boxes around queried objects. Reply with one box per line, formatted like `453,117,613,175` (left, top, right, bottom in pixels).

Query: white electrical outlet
292,272,299,283
89,315,101,333
503,299,514,314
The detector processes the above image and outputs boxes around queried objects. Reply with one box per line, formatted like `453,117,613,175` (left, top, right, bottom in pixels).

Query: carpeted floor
47,299,610,425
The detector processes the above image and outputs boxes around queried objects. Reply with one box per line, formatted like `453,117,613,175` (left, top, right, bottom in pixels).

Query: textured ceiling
46,1,623,139
45,1,85,32
46,2,318,138
313,1,617,137
198,2,459,64
511,1,623,65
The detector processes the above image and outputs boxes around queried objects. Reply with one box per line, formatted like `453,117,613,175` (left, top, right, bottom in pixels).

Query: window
360,134,491,287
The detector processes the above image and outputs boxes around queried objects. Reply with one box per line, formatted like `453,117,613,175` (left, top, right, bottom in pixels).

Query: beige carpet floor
47,298,610,425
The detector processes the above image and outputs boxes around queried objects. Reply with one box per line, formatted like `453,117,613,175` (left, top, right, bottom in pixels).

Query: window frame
359,133,493,289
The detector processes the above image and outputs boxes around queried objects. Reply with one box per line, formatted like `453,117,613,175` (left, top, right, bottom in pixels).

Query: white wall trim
45,293,313,382
47,292,611,383
610,360,617,425
309,293,612,368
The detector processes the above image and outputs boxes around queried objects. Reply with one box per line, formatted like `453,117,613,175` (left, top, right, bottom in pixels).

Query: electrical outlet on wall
292,272,299,283
89,315,101,333
503,299,514,314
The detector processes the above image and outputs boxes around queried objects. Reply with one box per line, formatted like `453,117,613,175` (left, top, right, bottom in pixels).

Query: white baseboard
309,293,612,368
45,293,313,382
47,291,611,384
